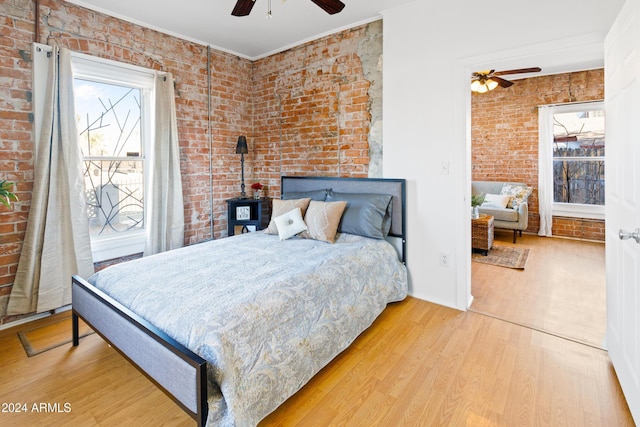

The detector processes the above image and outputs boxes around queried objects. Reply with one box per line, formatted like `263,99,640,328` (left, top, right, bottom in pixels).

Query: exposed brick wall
208,51,254,237
553,216,606,241
0,1,37,323
471,69,605,241
0,1,380,324
251,24,375,197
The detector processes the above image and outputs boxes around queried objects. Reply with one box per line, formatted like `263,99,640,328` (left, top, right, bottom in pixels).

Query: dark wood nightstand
226,197,272,236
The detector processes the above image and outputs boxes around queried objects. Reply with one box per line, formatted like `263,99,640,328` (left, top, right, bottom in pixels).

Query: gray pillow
282,189,331,201
325,191,393,239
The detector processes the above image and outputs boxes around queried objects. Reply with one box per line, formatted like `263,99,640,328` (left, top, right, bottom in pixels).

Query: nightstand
226,197,272,236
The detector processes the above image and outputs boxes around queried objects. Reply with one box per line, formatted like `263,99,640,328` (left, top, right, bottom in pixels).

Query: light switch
440,161,450,175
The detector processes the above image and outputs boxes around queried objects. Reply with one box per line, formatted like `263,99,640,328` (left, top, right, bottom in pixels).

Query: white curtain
7,45,94,315
144,73,184,255
538,105,555,237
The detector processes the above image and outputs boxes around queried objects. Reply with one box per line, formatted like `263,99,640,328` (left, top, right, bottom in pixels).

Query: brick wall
0,1,380,323
471,69,605,241
251,22,380,197
552,216,606,241
0,1,37,322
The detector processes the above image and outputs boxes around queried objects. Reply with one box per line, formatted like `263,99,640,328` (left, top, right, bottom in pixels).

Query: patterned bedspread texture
88,231,408,426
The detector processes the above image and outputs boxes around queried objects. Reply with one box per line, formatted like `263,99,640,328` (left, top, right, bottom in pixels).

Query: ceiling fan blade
232,0,256,16
494,67,542,76
492,76,514,88
310,0,345,14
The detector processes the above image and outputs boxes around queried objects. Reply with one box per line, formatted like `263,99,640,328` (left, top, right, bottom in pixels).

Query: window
72,54,155,261
551,101,605,219
33,45,156,261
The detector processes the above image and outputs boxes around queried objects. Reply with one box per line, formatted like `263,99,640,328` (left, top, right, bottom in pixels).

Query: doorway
466,68,607,349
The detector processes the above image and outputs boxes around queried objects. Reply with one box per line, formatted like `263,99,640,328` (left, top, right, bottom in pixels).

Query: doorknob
619,228,640,244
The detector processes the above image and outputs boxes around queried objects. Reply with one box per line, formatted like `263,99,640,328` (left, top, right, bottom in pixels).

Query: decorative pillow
325,191,393,239
265,198,311,235
300,200,347,243
273,208,307,240
481,193,512,209
501,184,533,209
282,189,331,202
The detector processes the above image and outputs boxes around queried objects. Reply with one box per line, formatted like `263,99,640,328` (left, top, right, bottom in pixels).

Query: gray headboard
281,176,407,264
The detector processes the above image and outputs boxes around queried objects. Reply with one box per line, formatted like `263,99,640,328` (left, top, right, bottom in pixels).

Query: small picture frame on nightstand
236,205,251,220
226,197,271,236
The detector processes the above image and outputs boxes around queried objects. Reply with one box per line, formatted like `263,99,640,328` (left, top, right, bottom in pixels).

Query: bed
71,176,407,426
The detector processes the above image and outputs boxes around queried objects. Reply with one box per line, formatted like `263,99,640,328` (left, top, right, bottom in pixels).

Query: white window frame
551,101,605,220
33,43,156,262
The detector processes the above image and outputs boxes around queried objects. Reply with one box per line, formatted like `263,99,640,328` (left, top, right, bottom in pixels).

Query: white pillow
273,207,307,240
481,193,512,209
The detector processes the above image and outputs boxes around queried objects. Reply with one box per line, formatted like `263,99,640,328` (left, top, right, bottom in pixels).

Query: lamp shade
236,136,248,154
471,78,499,93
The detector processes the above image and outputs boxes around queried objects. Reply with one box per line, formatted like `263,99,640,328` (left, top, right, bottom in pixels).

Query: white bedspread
88,231,407,426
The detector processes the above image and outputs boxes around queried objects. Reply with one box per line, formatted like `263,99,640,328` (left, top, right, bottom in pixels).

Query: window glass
552,107,605,206
74,79,145,237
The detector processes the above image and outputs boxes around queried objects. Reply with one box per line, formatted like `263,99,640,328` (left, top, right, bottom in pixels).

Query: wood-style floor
471,230,606,349
0,291,632,425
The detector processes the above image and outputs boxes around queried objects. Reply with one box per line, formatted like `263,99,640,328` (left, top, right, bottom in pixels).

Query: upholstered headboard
281,176,407,264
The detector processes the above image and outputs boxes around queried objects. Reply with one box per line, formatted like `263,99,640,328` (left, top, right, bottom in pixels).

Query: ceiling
65,0,614,79
66,0,417,60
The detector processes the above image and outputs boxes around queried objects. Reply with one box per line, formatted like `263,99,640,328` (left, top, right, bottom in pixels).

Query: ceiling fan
232,0,346,16
471,67,542,93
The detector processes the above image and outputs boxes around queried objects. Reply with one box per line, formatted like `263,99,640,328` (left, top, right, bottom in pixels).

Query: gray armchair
472,181,531,243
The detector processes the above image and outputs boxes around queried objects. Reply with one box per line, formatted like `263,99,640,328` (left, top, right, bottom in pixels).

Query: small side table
226,197,272,236
472,214,494,256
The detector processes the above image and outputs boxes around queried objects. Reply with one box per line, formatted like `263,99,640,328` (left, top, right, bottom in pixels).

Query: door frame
457,35,610,308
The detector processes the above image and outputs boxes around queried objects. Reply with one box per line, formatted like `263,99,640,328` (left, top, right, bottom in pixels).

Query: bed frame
280,175,406,264
71,176,406,426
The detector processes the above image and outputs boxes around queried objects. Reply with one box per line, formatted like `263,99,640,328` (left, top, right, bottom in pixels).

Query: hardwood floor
0,311,192,427
0,294,632,426
471,230,606,349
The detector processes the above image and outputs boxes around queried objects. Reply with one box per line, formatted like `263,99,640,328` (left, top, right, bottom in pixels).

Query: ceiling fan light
470,80,481,92
487,79,498,91
476,83,488,94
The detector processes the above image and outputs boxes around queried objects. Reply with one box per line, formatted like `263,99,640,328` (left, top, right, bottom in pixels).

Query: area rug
472,242,530,269
18,317,93,357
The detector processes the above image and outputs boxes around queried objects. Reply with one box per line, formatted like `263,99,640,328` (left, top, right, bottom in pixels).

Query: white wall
381,0,623,309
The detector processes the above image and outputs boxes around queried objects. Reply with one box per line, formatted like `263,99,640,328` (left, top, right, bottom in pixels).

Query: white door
605,0,640,423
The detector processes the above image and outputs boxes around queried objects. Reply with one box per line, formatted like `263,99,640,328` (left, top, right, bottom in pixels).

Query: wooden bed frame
72,176,406,426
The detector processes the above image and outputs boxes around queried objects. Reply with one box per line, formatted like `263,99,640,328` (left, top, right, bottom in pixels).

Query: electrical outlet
439,252,449,267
